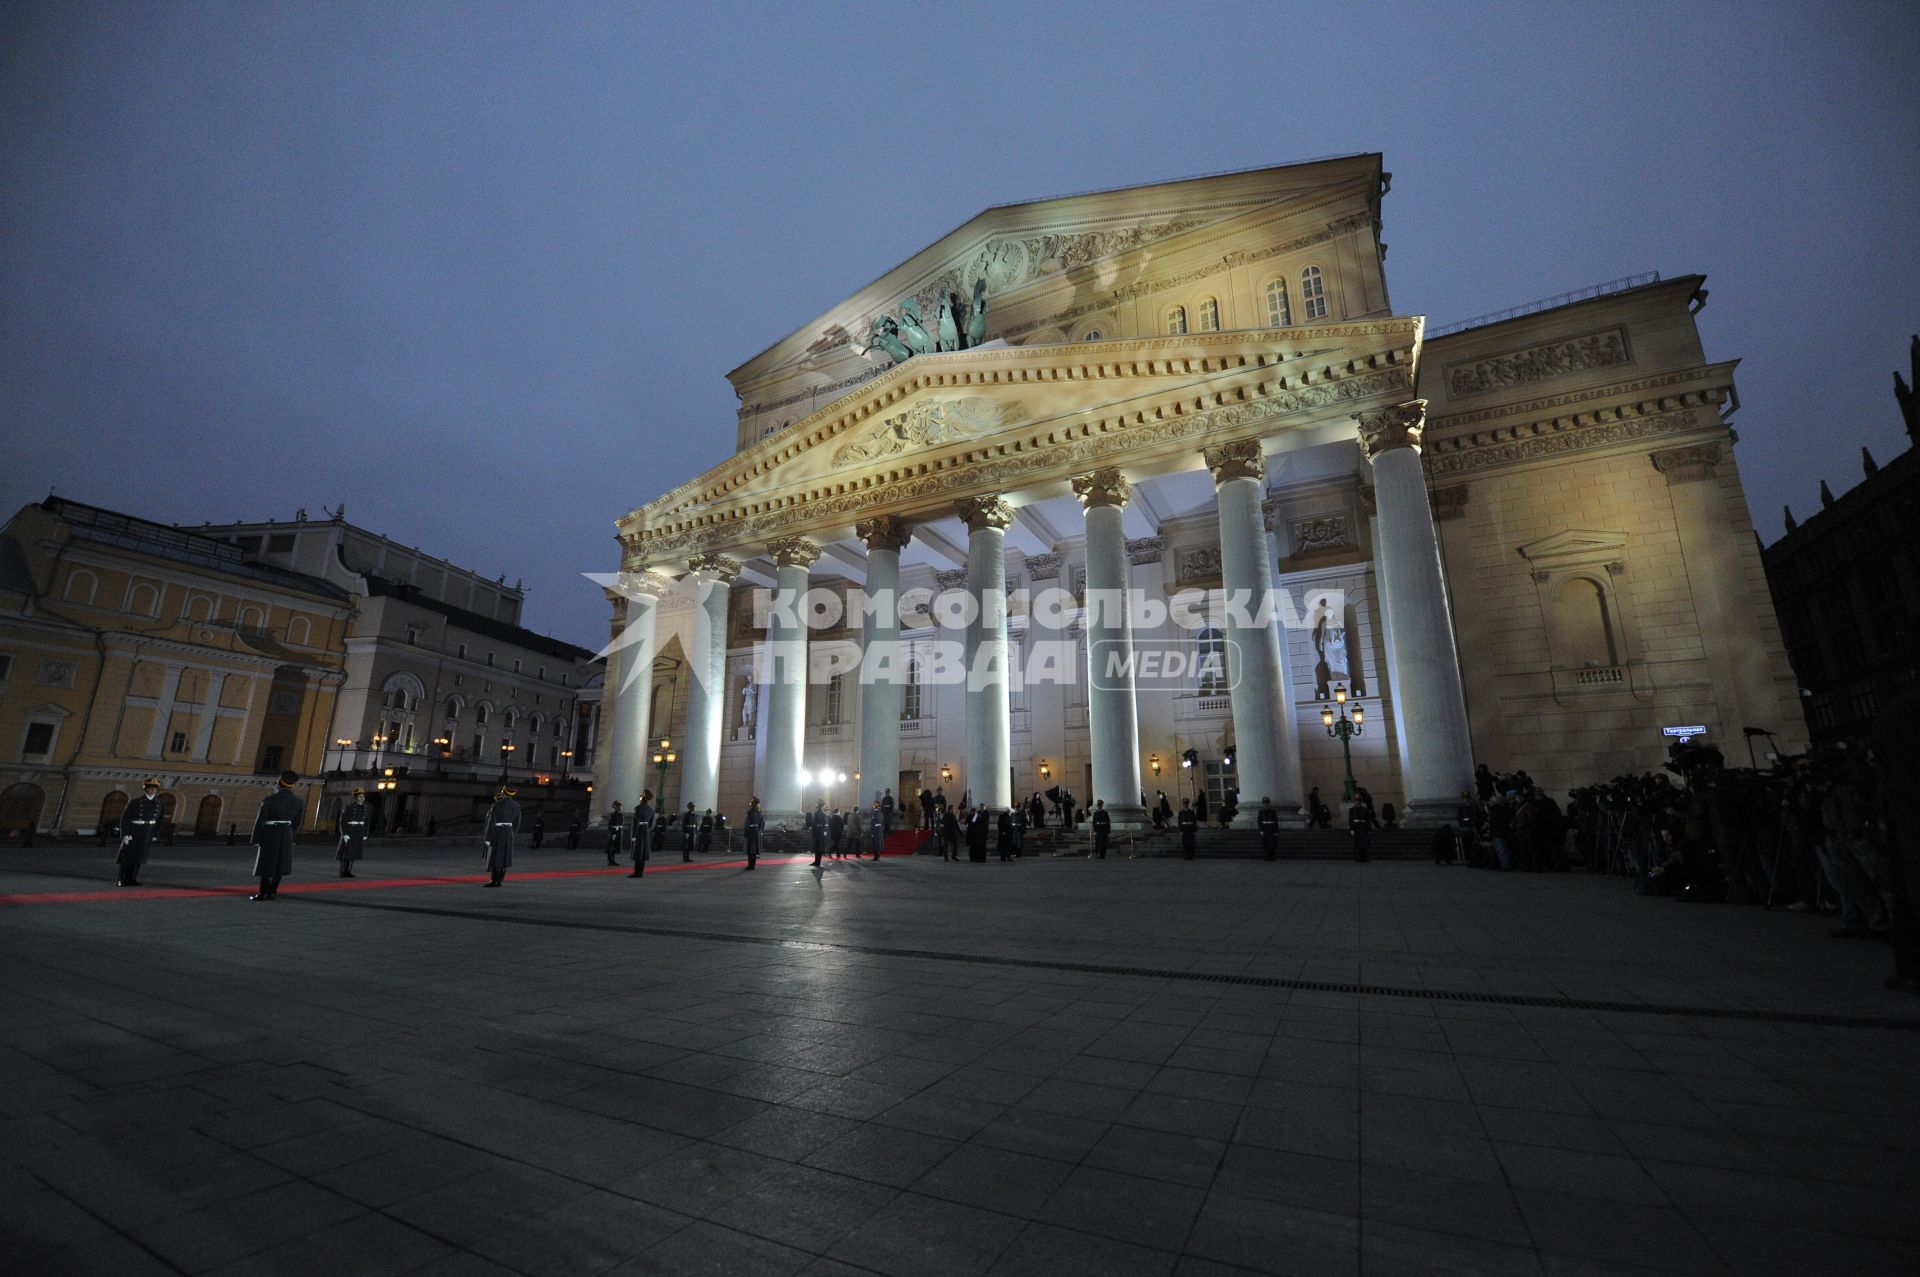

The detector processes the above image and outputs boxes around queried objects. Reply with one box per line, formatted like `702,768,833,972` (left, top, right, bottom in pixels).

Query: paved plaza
2,841,1916,1276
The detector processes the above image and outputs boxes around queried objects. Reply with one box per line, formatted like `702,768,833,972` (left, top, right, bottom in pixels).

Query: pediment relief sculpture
832,397,1032,466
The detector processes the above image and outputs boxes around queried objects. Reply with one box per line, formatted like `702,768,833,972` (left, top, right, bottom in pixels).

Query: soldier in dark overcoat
1257,796,1281,862
1177,799,1198,860
967,806,989,862
250,771,304,900
680,802,698,863
742,798,763,870
868,800,884,860
604,801,626,866
1091,799,1112,859
115,778,165,886
697,809,714,855
628,790,655,878
808,800,828,866
711,808,729,856
1348,797,1374,863
482,786,520,886
336,787,371,878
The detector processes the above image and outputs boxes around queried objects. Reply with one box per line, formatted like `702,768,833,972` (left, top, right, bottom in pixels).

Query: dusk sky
4,1,1914,648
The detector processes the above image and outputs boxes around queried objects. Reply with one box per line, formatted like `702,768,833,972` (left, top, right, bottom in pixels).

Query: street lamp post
498,741,516,781
650,737,676,801
332,737,353,775
1320,685,1365,802
559,749,573,782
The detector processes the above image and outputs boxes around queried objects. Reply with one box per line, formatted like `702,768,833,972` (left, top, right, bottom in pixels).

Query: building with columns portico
598,155,1804,828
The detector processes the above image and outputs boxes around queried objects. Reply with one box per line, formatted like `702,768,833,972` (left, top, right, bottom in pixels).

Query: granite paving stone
3,845,1917,1275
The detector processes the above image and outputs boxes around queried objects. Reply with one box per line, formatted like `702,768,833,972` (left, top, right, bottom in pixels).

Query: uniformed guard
742,797,763,870
336,787,371,878
868,800,884,860
1257,796,1281,861
628,790,655,878
115,778,164,886
250,770,304,900
1177,799,1198,861
483,786,520,886
697,808,714,855
1348,796,1373,863
605,800,626,866
809,800,828,866
828,806,845,858
680,802,698,862
1091,799,1112,859
881,788,896,837
531,814,545,850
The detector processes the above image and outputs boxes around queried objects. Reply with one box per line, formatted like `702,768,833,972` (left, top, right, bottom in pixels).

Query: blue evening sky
3,1,1914,645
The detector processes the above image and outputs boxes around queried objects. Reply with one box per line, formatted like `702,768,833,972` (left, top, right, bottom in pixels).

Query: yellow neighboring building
0,498,352,837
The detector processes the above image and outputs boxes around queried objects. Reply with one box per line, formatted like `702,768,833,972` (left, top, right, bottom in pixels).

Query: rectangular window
170,731,187,753
457,643,468,659
260,745,284,772
513,658,521,673
21,722,54,758
0,654,11,681
471,730,484,757
487,652,495,667
538,665,546,680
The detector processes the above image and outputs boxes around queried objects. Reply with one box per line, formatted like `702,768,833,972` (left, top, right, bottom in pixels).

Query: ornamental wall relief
832,397,1032,466
1444,329,1631,399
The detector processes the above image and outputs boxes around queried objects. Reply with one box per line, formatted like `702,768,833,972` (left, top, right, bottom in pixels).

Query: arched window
474,704,489,726
238,605,265,633
286,616,311,647
901,659,922,722
444,696,462,721
1196,297,1220,332
128,582,160,617
1081,328,1103,342
1166,306,1188,336
63,570,98,606
1196,626,1228,693
183,594,215,622
97,790,128,835
195,794,222,835
1553,578,1619,668
1300,266,1328,320
503,709,516,733
1265,278,1292,327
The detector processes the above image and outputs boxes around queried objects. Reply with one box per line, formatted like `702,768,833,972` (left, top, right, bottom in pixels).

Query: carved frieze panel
1444,329,1631,400
1024,553,1062,581
1424,409,1700,476
1177,545,1222,585
1126,536,1166,566
1290,514,1353,555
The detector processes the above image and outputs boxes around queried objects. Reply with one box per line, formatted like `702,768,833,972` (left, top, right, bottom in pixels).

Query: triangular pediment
1517,529,1628,562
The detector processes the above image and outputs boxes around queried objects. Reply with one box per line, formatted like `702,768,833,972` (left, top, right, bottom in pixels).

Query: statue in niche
737,678,757,741
897,299,936,355
1312,597,1362,698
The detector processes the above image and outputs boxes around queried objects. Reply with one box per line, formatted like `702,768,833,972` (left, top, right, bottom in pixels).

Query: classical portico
597,155,1797,826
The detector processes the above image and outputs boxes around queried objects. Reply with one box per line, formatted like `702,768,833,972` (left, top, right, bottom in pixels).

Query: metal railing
1427,273,1661,338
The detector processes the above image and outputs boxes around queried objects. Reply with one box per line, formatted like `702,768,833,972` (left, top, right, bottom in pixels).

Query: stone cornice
1424,409,1712,478
1427,361,1738,431
626,360,1415,564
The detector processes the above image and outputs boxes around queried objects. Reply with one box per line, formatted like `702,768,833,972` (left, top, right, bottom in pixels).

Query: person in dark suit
482,786,520,886
250,770,304,900
742,798,764,870
919,788,935,831
1010,802,1027,857
115,778,165,886
1177,799,1198,860
336,787,370,878
828,806,846,857
940,807,961,861
604,801,626,866
1257,796,1280,862
1091,799,1112,859
531,813,545,849
680,802,697,863
995,809,1014,861
628,791,655,877
809,800,828,866
967,806,989,863
697,809,714,855
711,808,729,857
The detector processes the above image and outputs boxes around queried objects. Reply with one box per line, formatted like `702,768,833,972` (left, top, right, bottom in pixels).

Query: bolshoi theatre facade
597,154,1803,827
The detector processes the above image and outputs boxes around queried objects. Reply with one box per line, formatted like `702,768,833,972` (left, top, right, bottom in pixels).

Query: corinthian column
762,536,820,815
957,496,1014,809
1071,468,1146,825
1355,401,1473,821
855,516,912,815
601,569,672,821
678,553,738,814
1203,440,1302,819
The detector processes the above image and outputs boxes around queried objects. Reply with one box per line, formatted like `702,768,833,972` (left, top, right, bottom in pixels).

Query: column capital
1354,399,1428,461
767,536,822,568
685,552,742,580
608,570,675,605
955,495,1015,532
1649,442,1723,485
855,515,914,552
1070,467,1132,510
1202,439,1267,487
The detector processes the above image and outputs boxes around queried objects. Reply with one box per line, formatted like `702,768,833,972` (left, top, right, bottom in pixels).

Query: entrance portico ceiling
618,318,1423,572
